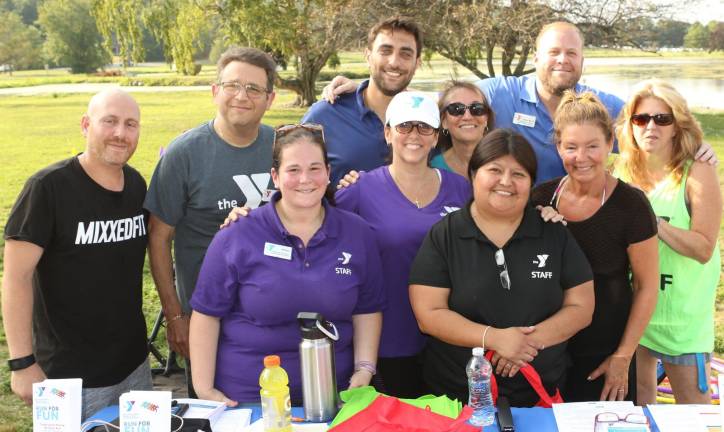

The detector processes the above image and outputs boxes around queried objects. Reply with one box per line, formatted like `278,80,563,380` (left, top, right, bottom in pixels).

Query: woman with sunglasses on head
335,91,471,398
409,129,594,407
431,81,496,177
188,124,386,405
615,79,721,405
530,91,659,403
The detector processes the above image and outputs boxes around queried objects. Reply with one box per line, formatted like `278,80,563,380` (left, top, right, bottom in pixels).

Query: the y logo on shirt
229,173,271,209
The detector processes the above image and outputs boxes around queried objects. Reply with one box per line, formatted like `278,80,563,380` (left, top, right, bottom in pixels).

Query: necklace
390,166,437,209
549,174,607,210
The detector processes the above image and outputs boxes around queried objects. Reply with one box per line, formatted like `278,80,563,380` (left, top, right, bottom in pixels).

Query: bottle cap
472,347,485,356
264,355,281,367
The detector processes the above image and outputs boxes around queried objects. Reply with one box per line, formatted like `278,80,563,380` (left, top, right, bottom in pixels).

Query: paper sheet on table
243,418,328,431
687,404,721,428
647,404,710,432
212,408,253,432
553,401,642,432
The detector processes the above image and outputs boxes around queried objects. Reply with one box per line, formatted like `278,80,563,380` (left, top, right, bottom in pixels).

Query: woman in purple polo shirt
336,91,471,398
188,125,386,405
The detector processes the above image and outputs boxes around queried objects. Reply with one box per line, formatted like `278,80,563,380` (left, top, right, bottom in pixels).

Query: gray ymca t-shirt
144,121,275,312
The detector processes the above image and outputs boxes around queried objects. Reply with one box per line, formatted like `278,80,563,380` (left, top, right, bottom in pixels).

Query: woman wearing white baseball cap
335,91,472,397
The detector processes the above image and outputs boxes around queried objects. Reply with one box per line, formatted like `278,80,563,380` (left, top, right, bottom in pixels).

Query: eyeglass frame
274,123,325,141
217,80,270,99
593,412,649,432
443,102,490,117
494,249,511,290
630,113,675,127
392,121,438,136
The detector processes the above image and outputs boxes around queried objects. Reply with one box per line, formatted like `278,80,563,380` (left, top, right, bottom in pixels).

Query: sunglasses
275,123,325,140
494,249,511,290
394,121,438,136
444,102,489,117
630,113,674,127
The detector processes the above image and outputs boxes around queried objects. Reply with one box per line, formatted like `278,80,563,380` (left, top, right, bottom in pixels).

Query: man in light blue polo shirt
476,22,623,184
302,16,423,184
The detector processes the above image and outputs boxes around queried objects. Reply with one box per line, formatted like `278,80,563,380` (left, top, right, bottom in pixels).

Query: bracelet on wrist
166,314,186,324
354,361,376,376
8,354,36,371
482,325,492,351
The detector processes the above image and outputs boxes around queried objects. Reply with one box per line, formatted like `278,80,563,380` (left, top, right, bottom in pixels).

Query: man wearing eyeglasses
302,16,423,184
144,47,277,394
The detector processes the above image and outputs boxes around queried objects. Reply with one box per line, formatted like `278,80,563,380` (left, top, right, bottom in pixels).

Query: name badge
513,112,536,128
264,242,292,260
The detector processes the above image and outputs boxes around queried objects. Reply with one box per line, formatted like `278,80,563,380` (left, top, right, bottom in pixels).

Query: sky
668,0,723,23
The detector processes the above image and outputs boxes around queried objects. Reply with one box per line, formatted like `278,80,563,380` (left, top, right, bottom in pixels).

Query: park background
1,0,723,430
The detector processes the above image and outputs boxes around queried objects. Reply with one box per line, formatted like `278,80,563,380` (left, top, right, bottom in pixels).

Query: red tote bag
329,395,480,432
485,350,563,408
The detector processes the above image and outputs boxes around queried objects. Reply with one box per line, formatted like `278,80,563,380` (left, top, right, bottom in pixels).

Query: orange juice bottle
259,355,292,432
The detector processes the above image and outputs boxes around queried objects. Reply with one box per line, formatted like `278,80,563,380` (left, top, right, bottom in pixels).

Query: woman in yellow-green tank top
615,79,721,405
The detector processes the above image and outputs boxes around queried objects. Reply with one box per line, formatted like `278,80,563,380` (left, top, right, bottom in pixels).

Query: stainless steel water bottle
297,312,340,422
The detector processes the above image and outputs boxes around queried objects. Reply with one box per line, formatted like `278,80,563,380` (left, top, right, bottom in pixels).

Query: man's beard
539,71,580,97
371,69,413,97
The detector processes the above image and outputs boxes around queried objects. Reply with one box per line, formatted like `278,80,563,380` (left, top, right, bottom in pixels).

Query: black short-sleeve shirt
4,157,149,387
409,203,593,406
531,178,657,357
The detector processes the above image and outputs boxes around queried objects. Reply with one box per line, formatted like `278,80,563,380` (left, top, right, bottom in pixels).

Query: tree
38,0,109,73
655,19,689,48
141,0,210,75
684,22,710,49
91,0,145,67
208,0,366,106
707,22,724,52
0,11,42,72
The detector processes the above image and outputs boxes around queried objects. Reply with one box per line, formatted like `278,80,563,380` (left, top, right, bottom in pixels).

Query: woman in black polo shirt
409,129,594,407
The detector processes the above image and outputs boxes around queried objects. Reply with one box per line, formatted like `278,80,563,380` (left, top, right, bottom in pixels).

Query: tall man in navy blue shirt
302,16,423,184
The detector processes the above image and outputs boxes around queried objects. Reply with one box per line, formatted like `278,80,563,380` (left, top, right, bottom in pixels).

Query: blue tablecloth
88,403,669,431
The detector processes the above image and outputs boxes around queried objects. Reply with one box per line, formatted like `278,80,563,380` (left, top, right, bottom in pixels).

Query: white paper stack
32,378,82,432
647,404,709,432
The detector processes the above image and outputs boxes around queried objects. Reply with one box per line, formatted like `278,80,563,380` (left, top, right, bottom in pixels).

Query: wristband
482,325,492,351
354,361,376,376
8,354,36,371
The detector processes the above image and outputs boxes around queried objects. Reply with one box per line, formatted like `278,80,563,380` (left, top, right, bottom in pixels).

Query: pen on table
292,416,306,422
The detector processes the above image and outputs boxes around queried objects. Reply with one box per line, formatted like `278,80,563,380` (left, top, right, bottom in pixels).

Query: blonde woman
616,79,722,405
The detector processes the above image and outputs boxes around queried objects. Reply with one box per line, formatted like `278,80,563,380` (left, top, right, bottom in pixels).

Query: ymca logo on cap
385,91,440,129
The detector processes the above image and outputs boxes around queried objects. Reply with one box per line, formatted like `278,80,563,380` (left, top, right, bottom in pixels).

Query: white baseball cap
385,91,440,129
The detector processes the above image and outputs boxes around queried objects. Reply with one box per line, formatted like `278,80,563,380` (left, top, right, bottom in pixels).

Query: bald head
86,88,140,120
535,22,584,52
81,88,141,168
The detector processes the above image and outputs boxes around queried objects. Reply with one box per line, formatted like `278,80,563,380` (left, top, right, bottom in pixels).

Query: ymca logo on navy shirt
335,252,352,276
531,253,552,279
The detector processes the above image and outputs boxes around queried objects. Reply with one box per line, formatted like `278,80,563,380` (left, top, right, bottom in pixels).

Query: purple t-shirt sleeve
334,180,361,214
352,223,386,314
190,226,243,316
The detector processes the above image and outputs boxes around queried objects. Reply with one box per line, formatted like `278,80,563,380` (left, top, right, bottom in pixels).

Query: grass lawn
0,89,722,431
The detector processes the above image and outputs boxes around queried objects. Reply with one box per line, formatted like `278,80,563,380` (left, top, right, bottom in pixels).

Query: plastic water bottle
466,347,495,427
259,355,292,432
